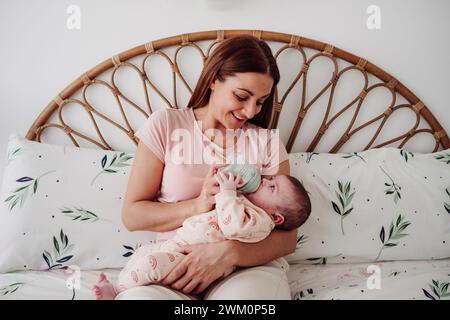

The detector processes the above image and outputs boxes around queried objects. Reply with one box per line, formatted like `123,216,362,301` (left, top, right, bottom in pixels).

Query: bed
1,30,449,300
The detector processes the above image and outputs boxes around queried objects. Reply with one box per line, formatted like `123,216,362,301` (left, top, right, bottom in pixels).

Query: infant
92,165,311,300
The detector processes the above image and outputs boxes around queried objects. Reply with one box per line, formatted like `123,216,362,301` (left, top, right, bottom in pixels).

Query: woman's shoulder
148,107,192,127
167,107,192,120
150,107,190,117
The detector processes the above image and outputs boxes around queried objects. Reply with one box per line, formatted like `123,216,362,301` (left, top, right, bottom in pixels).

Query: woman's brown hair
186,35,280,129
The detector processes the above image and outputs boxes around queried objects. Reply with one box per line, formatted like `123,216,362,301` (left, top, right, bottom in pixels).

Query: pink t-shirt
135,108,288,202
134,108,288,239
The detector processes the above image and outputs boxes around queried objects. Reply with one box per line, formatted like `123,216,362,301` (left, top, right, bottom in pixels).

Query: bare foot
92,272,117,300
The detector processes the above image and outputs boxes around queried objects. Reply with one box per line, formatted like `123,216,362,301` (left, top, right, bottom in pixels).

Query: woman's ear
210,79,216,91
271,212,285,225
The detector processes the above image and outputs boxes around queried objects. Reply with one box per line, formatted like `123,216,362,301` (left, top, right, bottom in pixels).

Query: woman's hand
194,164,227,213
160,240,237,295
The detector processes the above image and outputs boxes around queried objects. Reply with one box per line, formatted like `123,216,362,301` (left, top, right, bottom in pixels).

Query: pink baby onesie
114,189,275,292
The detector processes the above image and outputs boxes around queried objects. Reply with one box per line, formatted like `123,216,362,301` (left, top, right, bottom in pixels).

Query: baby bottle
219,163,261,193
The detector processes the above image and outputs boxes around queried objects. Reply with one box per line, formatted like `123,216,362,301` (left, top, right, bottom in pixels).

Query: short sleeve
134,109,167,162
261,129,289,175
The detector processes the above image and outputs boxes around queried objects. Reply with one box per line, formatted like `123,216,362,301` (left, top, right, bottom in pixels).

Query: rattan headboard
26,30,449,153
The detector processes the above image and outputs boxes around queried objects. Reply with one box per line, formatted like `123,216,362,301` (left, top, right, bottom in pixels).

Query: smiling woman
112,35,295,300
188,35,280,131
192,72,274,149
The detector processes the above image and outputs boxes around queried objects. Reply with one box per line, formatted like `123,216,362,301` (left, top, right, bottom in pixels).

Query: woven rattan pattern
26,30,449,152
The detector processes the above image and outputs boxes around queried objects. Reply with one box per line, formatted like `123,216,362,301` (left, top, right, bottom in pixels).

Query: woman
118,35,296,299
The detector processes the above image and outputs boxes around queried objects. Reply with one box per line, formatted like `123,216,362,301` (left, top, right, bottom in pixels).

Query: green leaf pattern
434,152,450,165
444,188,450,215
306,152,318,163
1,142,147,273
122,243,142,257
380,166,402,204
375,214,411,261
42,229,75,270
0,282,24,296
342,152,366,163
60,206,99,222
422,279,450,300
400,149,414,162
90,152,133,186
3,170,56,212
331,180,355,235
293,288,314,300
296,234,309,249
6,147,22,166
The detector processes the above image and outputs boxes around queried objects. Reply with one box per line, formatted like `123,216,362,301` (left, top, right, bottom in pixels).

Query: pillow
286,147,450,264
0,134,156,273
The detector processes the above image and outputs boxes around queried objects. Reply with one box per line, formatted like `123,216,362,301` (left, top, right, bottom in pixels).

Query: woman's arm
229,228,297,267
122,141,198,232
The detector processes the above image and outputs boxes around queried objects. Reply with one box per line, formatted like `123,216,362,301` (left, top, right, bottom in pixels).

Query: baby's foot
92,272,117,300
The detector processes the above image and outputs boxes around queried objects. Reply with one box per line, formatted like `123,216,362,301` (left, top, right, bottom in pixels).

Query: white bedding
0,268,120,300
1,259,449,300
288,259,450,300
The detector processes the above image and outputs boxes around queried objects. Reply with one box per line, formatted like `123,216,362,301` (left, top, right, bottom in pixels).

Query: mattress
1,259,449,300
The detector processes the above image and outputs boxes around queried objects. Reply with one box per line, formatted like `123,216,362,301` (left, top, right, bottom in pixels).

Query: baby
92,166,311,300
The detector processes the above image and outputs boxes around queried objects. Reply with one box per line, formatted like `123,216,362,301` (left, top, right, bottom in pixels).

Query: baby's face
245,175,291,213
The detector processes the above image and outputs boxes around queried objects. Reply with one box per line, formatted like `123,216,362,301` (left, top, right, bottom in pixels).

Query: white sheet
0,268,121,300
288,258,450,300
1,259,449,299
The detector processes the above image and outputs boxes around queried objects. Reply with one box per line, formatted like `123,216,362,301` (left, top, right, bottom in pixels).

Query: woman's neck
193,106,226,135
193,106,240,147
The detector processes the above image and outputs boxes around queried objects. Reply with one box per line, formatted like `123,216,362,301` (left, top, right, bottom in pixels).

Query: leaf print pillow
0,134,156,272
285,147,450,264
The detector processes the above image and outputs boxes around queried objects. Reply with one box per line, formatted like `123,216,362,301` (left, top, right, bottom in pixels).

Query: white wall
1,0,449,182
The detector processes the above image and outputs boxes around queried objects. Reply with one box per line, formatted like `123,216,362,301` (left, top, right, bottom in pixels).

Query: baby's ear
272,212,285,225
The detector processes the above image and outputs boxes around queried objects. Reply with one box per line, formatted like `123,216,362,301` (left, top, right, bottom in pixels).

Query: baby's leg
116,244,185,291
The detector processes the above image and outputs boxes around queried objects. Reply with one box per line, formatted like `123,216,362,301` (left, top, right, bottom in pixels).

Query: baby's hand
215,171,243,191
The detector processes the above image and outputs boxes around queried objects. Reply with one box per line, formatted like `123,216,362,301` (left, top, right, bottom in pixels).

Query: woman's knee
204,263,291,300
